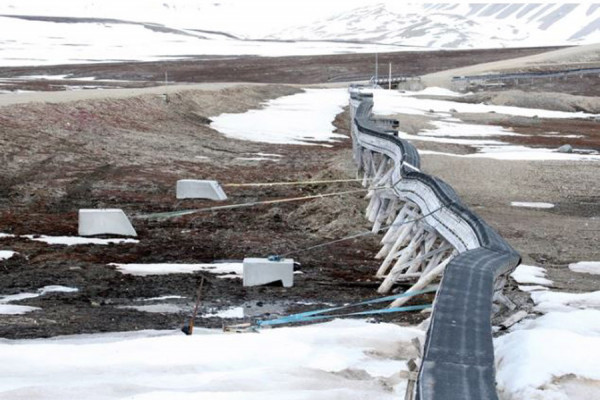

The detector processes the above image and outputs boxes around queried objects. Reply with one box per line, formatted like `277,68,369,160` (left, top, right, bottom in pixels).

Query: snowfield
211,89,349,145
1,2,600,66
0,319,422,400
371,88,600,161
495,264,600,399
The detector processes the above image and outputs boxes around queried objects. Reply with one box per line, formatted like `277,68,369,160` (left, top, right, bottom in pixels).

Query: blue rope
257,304,432,327
255,286,437,327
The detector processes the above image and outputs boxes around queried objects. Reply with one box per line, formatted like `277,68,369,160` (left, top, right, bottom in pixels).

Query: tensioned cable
279,203,450,258
223,178,370,187
135,186,391,220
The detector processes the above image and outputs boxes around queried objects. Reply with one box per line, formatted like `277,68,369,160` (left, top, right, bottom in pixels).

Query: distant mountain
272,3,600,49
0,1,598,67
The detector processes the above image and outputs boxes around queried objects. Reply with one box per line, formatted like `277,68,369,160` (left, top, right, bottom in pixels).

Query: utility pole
165,71,168,86
375,52,378,86
389,62,392,90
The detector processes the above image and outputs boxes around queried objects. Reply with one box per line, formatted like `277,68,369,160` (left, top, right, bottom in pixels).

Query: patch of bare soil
457,90,600,114
0,47,560,92
466,74,600,97
0,85,430,339
453,112,600,151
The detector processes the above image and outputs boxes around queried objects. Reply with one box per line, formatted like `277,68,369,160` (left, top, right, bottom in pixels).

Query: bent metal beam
348,85,521,400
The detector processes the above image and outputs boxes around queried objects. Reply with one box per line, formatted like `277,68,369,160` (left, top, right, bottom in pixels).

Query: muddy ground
1,48,599,339
0,83,432,339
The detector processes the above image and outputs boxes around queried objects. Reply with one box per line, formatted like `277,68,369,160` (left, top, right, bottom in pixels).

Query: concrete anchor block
176,180,227,201
79,209,137,237
243,258,294,288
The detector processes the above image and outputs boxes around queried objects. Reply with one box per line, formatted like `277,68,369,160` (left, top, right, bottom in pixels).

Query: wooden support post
389,253,454,307
376,221,416,277
404,358,420,400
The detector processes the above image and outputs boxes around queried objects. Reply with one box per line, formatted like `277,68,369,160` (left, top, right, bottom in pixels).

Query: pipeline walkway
348,85,521,400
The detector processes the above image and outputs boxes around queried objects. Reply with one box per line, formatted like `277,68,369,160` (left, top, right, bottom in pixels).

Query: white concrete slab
78,209,137,237
243,258,294,288
176,180,227,201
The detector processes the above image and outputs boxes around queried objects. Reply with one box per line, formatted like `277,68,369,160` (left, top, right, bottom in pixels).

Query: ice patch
23,235,139,246
112,263,243,277
510,265,553,286
211,89,349,145
569,261,600,275
511,201,555,209
0,233,15,239
0,251,16,260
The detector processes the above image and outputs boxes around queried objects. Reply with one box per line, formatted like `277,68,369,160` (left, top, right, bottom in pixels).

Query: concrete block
176,180,227,201
78,209,137,237
243,258,294,288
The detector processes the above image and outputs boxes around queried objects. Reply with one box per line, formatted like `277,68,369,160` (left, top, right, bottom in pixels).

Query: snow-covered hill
0,1,599,67
273,3,600,49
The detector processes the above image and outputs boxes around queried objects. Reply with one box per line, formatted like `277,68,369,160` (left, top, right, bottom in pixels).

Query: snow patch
495,320,600,399
420,120,521,138
138,295,185,302
0,305,41,315
510,264,553,286
374,88,600,161
112,262,243,277
23,235,139,246
211,89,349,145
518,285,550,292
201,306,245,319
511,201,555,209
419,148,600,161
0,319,422,399
497,263,600,399
531,290,600,313
0,286,79,305
0,251,16,260
412,87,465,97
373,88,597,120
119,304,186,314
569,261,600,275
